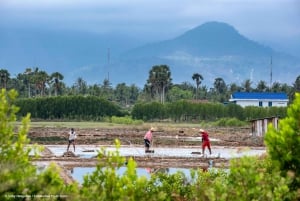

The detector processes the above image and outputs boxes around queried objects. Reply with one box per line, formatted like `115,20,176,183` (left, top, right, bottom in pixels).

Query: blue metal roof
231,92,288,100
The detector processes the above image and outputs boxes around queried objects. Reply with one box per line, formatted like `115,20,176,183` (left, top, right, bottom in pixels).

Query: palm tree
214,77,226,94
192,73,203,100
228,83,241,93
73,77,87,95
101,78,113,100
242,79,252,92
293,75,300,93
51,72,64,96
23,68,34,97
176,82,194,91
102,78,111,90
147,65,172,104
0,69,10,89
129,84,139,104
115,83,130,106
256,80,268,92
33,70,49,96
271,82,282,92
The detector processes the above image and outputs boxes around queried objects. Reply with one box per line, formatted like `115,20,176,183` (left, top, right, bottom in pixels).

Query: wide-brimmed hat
199,129,205,133
150,127,155,131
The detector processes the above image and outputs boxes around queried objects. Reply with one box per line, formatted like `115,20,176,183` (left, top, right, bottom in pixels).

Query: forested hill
122,22,274,58
1,21,299,87
118,21,299,86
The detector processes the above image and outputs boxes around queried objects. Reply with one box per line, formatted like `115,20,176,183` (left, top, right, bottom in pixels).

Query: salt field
32,144,266,184
45,145,266,159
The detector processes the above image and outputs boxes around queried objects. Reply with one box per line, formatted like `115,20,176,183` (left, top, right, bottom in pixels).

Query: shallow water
46,145,265,159
71,166,194,184
41,145,264,184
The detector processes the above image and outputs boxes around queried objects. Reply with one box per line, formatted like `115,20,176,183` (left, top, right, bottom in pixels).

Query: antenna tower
107,48,110,82
270,56,273,89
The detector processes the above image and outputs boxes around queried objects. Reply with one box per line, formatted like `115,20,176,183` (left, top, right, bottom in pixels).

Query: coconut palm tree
256,80,268,92
33,70,49,96
50,72,64,96
271,82,282,92
73,77,87,95
242,79,253,92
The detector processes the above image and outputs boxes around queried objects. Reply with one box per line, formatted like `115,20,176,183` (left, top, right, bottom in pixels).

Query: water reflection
145,167,169,174
71,167,199,184
71,157,220,184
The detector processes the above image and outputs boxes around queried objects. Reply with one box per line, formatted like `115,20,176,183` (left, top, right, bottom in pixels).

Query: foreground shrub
80,139,151,201
209,156,293,201
265,92,300,194
0,89,76,200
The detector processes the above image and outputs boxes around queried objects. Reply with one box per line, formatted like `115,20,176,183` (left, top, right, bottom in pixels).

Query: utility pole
107,48,110,83
270,56,273,89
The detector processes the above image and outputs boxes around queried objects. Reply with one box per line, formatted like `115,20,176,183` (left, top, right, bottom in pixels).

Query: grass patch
29,136,66,143
16,120,249,131
110,116,144,125
213,118,247,127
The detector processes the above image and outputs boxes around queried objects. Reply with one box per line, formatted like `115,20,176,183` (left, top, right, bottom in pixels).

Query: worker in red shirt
200,129,212,155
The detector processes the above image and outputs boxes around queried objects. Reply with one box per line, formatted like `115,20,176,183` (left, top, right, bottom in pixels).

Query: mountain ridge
116,21,299,86
1,21,299,87
122,21,275,58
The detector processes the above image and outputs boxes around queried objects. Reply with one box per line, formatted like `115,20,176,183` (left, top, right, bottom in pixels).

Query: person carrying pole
67,128,77,152
144,127,154,153
199,128,212,155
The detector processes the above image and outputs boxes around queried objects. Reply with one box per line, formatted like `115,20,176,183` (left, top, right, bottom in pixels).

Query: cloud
1,0,299,43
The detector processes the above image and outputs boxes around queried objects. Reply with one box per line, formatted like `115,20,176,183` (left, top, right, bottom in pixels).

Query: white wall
234,100,287,108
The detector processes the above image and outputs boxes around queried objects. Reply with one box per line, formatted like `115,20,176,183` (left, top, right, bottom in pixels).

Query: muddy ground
29,126,265,184
28,126,264,147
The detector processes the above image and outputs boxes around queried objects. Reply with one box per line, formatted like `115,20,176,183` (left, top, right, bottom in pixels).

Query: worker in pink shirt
144,127,154,152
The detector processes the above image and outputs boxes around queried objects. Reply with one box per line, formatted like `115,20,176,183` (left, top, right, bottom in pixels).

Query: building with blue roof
229,92,288,107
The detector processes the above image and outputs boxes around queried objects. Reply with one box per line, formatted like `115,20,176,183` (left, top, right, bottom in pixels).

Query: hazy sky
1,0,299,86
1,0,299,45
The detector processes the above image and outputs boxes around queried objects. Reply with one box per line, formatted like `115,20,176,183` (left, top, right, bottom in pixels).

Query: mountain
1,21,300,87
0,28,144,85
116,21,299,86
123,22,273,58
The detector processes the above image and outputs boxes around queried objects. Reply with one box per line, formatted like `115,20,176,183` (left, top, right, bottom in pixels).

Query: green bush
133,100,287,122
111,115,144,125
80,139,150,201
213,117,247,127
265,92,300,192
0,89,76,200
16,95,123,120
209,156,293,201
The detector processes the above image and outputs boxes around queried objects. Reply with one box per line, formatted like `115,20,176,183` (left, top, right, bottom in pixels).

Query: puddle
70,167,196,184
46,145,265,159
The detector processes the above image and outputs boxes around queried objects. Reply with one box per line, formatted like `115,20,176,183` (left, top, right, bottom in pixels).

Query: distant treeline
16,96,124,120
132,100,287,121
15,96,287,121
